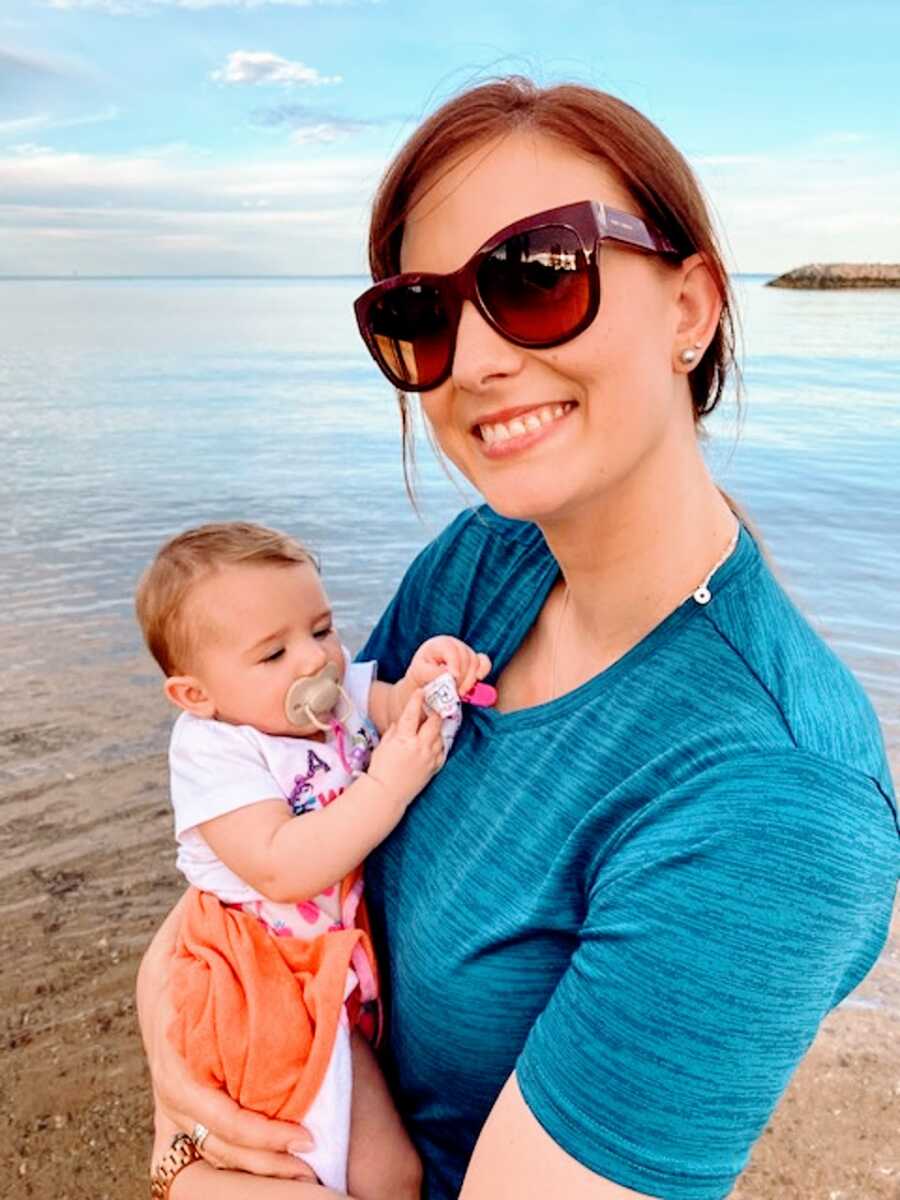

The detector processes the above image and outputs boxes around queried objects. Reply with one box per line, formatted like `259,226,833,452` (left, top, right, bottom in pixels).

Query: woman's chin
480,485,581,526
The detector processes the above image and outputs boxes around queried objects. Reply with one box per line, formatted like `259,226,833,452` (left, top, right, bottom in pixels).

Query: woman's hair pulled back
368,76,736,435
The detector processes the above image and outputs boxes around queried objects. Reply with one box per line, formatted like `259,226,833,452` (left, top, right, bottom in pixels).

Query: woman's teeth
479,402,574,446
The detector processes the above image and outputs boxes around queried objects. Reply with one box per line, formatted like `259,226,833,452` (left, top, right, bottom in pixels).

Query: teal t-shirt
359,507,898,1200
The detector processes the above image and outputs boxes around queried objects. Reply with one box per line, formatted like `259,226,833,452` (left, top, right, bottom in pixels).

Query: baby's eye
262,647,285,663
313,626,334,640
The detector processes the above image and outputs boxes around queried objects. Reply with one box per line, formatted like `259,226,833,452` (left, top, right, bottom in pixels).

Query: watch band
150,1132,203,1199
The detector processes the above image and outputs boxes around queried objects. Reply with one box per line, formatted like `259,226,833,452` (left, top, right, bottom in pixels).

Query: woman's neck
538,438,738,667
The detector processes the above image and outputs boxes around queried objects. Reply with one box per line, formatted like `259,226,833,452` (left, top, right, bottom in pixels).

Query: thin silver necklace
550,520,741,700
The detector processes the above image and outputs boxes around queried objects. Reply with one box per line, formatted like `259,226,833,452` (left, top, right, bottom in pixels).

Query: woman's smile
473,399,578,458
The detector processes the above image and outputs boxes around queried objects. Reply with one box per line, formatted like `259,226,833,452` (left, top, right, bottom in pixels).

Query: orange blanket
170,886,376,1122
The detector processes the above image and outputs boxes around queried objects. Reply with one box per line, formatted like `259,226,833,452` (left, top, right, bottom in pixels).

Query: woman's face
400,131,698,526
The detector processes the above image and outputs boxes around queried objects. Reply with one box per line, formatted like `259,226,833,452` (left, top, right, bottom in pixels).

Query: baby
135,521,491,1198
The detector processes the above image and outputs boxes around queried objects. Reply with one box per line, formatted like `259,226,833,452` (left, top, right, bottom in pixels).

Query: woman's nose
451,299,525,392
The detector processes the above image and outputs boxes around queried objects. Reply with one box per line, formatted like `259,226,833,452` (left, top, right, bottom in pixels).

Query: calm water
2,275,899,752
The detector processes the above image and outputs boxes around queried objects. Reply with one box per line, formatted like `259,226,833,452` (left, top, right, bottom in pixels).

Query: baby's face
185,560,344,737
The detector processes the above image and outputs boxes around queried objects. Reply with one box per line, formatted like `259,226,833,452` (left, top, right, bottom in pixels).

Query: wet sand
1,625,898,1199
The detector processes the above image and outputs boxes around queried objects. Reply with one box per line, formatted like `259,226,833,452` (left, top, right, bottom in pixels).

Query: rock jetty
767,263,900,289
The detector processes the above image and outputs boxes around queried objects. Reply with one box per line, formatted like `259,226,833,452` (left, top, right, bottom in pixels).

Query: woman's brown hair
367,77,738,488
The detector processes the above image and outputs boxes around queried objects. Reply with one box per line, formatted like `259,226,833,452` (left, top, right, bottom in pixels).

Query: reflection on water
3,276,899,752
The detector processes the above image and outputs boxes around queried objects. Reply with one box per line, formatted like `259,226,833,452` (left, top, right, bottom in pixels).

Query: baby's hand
367,690,445,808
408,636,491,700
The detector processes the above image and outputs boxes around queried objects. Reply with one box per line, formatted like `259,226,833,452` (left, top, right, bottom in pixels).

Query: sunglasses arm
592,202,680,258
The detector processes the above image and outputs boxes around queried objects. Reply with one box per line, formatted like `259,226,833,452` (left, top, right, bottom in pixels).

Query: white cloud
691,154,771,167
211,51,341,87
691,141,900,272
250,102,395,143
10,142,55,156
817,131,872,146
0,106,119,140
0,143,379,203
0,143,384,273
0,114,49,137
290,122,349,144
4,133,898,277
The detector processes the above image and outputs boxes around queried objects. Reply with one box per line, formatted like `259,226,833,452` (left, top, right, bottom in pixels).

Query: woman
140,78,898,1200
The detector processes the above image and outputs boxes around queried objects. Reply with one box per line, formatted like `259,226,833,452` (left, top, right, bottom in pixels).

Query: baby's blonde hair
135,521,316,676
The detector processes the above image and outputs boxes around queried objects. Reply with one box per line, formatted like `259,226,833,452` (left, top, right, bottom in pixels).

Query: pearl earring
679,342,703,366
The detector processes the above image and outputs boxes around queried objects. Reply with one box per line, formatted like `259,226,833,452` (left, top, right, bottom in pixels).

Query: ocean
2,274,899,755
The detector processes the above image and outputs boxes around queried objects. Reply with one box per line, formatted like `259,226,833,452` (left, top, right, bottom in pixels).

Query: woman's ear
673,253,722,368
164,675,216,718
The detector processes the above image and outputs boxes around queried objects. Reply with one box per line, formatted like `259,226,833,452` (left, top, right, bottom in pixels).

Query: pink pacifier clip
461,681,497,707
331,719,352,774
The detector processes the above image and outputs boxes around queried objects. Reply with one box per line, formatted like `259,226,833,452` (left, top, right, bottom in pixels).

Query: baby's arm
198,691,443,905
367,636,491,734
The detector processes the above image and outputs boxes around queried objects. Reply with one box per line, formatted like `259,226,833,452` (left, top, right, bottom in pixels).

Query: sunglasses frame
354,200,682,392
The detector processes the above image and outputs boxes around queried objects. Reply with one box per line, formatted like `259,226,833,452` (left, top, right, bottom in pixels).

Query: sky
1,0,898,275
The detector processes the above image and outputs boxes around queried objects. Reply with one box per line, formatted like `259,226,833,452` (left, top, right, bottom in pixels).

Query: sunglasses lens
478,225,591,345
366,284,451,389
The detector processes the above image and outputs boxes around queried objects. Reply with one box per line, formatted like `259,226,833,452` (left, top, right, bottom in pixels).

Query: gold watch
150,1132,203,1199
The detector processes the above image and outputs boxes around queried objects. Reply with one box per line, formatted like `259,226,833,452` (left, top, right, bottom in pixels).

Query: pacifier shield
284,662,342,727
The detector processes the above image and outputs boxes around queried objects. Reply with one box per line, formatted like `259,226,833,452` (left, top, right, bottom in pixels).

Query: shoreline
1,636,898,1198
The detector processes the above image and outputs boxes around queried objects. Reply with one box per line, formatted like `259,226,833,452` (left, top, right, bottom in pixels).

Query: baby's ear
164,675,215,718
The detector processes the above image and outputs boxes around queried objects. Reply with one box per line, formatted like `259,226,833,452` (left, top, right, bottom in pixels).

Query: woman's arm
459,1074,654,1200
198,692,442,904
460,756,896,1200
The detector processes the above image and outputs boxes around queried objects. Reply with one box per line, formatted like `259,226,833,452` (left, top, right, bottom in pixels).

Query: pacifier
284,662,351,731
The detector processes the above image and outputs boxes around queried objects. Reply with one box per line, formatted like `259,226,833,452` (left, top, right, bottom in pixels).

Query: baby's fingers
459,651,493,699
396,688,425,736
423,710,445,762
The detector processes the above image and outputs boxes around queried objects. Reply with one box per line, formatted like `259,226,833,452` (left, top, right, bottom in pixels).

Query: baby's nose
299,641,328,675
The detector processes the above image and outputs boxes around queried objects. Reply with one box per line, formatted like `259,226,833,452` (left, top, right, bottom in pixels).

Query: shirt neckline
471,524,757,733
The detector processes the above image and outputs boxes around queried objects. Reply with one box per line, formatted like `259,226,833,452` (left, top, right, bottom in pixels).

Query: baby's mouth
284,663,342,729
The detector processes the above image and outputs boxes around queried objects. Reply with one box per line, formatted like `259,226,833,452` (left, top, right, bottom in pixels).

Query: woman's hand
407,635,492,698
139,892,317,1183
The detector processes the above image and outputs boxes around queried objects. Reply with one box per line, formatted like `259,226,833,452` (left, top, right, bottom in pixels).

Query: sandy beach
1,622,898,1200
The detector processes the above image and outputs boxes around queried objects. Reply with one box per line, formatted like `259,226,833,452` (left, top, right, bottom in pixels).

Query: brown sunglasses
354,200,683,392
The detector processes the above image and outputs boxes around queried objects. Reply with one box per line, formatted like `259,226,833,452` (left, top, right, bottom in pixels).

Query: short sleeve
344,657,376,719
516,751,898,1200
169,716,283,839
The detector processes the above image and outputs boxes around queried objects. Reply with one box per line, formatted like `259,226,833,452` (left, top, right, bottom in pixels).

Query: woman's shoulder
399,504,548,602
700,531,895,804
359,506,548,677
423,503,545,565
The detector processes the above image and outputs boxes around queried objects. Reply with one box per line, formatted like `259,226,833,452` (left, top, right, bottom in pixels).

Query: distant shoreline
768,263,900,289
